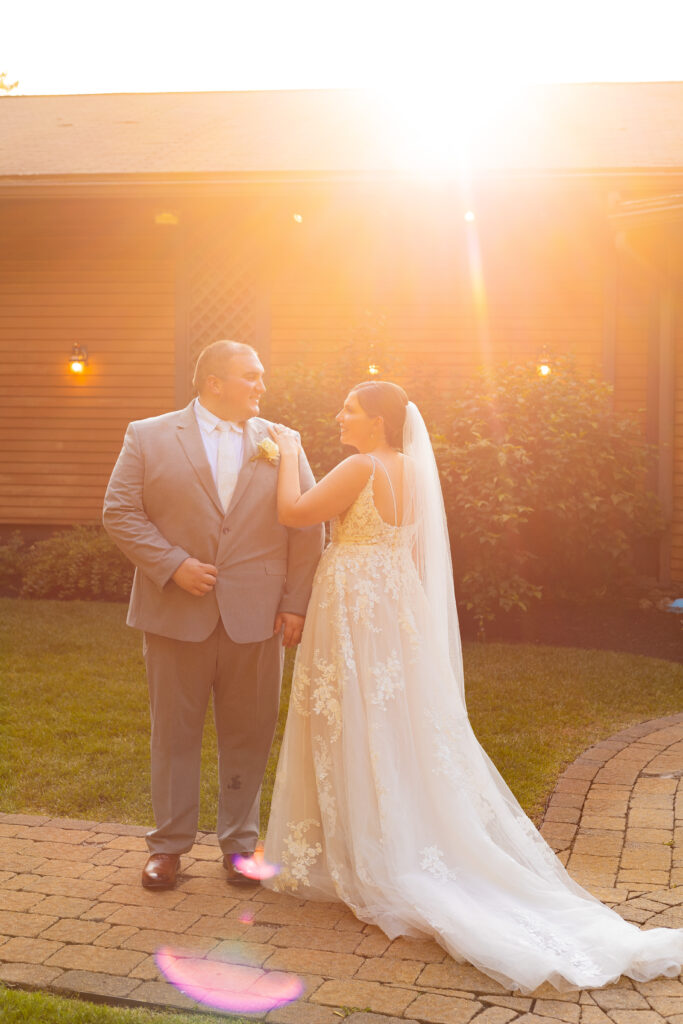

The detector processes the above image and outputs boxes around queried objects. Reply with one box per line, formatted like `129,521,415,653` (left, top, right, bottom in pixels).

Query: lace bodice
331,470,406,547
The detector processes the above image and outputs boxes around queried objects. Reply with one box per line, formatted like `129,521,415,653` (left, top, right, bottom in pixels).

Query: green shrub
20,527,133,601
433,430,543,634
436,358,662,629
0,531,27,596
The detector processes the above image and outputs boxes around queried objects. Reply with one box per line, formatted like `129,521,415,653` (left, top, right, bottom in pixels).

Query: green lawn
0,599,291,832
1,597,681,826
465,642,683,816
0,986,241,1024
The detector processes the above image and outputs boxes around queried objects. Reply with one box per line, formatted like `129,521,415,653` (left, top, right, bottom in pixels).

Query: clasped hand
172,557,217,596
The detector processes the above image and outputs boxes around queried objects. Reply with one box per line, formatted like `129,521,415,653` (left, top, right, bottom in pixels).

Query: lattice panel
187,236,261,372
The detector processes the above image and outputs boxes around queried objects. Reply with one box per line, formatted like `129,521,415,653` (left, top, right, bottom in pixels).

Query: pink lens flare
155,946,303,1014
232,849,280,880
239,910,255,924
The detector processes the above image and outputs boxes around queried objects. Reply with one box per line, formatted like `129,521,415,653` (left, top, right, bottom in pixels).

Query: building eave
0,167,682,200
609,192,683,228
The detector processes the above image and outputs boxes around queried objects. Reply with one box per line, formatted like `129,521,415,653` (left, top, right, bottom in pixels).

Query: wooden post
602,192,620,390
174,217,192,409
602,241,618,389
657,241,675,585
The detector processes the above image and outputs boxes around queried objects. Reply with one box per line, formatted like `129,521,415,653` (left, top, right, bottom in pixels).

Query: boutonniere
251,437,280,466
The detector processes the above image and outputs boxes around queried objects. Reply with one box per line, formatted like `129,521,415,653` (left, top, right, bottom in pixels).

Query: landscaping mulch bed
462,601,683,663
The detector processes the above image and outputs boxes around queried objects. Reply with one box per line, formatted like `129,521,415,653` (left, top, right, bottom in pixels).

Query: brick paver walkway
1,712,681,1024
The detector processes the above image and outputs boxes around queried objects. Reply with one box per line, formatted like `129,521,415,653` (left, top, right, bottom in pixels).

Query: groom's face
206,350,266,423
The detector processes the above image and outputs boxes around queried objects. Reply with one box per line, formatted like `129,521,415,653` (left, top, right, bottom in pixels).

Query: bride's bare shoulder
280,452,373,528
325,453,374,485
314,454,375,509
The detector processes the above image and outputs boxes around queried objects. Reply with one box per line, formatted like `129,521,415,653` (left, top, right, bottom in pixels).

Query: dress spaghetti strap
367,455,398,526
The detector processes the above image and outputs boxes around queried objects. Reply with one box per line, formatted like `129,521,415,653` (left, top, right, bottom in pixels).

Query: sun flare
371,71,532,175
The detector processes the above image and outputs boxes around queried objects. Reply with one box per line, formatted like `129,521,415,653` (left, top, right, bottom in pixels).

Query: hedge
0,527,133,602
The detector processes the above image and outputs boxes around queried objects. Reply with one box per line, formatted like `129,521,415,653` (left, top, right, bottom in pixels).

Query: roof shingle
0,83,681,179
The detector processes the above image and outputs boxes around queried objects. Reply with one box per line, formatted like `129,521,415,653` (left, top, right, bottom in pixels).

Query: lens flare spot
239,909,255,924
232,850,280,881
155,946,303,1014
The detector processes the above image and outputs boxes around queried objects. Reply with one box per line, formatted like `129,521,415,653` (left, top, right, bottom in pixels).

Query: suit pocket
264,559,287,576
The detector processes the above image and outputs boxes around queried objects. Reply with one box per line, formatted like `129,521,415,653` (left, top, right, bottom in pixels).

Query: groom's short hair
192,340,258,392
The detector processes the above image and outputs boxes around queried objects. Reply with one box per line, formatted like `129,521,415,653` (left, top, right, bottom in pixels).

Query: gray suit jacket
103,403,324,643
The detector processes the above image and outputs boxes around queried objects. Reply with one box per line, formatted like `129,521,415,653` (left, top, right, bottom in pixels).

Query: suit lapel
175,403,224,516
226,418,262,516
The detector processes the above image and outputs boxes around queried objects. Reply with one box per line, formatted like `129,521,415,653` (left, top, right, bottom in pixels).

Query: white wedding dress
264,432,683,992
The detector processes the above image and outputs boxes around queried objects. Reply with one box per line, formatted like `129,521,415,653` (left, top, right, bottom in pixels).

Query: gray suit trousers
143,623,283,855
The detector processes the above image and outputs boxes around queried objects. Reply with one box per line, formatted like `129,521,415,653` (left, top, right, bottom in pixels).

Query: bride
263,380,683,993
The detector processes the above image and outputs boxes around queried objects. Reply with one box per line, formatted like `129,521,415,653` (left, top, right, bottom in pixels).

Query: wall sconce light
536,353,552,377
69,343,88,374
155,211,179,226
464,210,476,222
367,363,380,377
292,213,303,224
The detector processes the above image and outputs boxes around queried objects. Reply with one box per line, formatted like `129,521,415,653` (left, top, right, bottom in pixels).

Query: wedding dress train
264,460,683,993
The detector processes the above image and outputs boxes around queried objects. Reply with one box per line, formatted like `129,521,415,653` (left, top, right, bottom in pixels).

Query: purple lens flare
232,850,280,880
155,946,304,1014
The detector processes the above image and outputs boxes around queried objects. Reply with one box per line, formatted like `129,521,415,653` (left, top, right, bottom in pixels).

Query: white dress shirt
194,398,244,511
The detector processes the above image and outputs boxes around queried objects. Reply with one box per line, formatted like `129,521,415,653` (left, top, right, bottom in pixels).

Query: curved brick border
540,712,683,904
0,715,681,1023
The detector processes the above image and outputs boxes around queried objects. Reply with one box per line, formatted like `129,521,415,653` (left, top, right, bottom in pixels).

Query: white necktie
216,421,242,512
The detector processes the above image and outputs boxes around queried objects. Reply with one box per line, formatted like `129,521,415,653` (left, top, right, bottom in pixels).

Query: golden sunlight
373,77,532,175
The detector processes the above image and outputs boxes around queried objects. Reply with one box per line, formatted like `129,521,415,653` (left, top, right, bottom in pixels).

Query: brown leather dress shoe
223,853,260,886
141,853,180,890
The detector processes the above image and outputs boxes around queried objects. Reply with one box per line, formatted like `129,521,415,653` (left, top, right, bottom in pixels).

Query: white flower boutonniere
251,437,280,466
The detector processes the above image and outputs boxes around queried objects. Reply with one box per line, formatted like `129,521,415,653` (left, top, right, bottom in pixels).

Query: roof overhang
1,168,683,201
609,192,683,228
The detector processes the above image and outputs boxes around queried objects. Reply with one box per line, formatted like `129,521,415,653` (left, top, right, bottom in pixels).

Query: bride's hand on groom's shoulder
268,423,300,457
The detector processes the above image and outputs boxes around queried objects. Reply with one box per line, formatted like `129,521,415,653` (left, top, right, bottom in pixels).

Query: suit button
222,527,230,534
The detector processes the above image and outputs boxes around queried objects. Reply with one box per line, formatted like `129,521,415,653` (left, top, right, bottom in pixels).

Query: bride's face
336,391,379,450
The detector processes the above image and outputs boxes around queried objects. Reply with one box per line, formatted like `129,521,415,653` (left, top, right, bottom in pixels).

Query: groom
103,340,323,890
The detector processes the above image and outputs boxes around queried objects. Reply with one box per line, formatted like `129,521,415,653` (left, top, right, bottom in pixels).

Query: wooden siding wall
0,201,176,527
612,252,651,424
268,187,608,381
611,230,682,584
